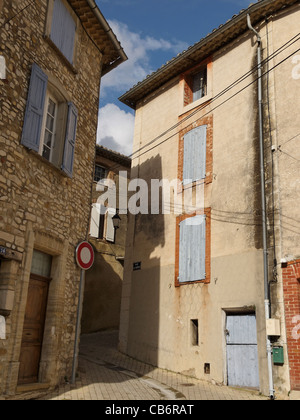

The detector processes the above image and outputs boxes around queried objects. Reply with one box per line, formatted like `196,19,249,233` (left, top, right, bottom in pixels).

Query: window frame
175,209,211,287
94,165,108,184
39,93,59,162
179,57,213,116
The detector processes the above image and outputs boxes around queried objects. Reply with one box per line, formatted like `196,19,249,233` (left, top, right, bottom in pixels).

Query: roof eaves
119,0,298,109
69,0,128,75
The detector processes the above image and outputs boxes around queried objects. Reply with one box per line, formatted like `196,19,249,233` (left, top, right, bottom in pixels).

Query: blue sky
96,0,256,155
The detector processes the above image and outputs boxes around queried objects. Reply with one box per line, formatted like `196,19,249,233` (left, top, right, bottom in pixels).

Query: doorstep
16,382,51,393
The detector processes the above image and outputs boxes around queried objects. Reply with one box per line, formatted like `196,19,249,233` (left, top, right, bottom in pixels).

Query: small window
94,165,108,183
184,65,208,106
31,250,52,278
191,319,199,346
192,68,207,102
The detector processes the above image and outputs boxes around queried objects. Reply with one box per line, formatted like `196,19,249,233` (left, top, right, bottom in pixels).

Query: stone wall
0,0,103,396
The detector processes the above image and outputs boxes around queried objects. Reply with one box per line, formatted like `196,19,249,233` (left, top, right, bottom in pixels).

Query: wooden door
18,274,50,385
226,314,260,389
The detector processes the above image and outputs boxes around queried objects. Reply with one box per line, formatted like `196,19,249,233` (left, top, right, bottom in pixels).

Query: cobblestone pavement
42,330,269,401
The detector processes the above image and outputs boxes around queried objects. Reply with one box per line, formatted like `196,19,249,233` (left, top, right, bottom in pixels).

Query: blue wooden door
226,314,260,389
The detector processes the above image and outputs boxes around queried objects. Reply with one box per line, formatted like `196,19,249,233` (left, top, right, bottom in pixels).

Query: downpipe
247,14,275,400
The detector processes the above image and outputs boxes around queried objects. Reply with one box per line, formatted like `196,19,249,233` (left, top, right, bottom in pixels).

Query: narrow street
40,330,269,401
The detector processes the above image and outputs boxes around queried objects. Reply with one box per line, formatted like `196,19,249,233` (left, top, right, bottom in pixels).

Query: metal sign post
71,242,95,385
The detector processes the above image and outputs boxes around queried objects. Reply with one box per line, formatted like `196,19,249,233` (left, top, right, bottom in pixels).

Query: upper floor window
192,67,207,102
184,65,208,106
94,165,108,183
21,63,78,178
47,0,77,65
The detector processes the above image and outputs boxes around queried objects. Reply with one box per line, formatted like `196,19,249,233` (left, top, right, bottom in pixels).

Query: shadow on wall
122,153,165,368
81,252,123,334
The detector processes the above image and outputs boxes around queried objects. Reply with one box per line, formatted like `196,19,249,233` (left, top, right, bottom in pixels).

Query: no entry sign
75,242,94,270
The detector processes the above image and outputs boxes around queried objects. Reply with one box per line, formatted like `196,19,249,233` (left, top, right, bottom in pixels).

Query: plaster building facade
0,0,126,397
119,0,300,399
81,146,131,334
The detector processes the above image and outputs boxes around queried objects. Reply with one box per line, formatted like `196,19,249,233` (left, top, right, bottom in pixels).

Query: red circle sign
75,242,94,270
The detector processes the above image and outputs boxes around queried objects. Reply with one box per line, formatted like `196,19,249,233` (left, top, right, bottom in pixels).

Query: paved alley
40,330,269,401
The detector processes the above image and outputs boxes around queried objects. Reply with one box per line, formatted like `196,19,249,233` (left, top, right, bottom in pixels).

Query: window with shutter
21,63,78,177
106,208,117,243
50,0,76,64
89,204,106,239
183,125,207,186
178,214,206,283
175,209,211,287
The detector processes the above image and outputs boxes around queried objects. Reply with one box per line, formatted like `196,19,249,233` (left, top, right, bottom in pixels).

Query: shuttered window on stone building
21,63,78,178
178,214,206,283
89,205,116,243
50,0,76,64
183,125,207,186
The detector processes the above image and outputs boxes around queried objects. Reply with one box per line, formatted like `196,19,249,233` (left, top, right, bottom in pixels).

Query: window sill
179,93,212,117
44,36,78,75
26,148,69,179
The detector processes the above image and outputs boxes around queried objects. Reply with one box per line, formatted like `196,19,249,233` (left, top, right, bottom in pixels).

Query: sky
96,0,256,156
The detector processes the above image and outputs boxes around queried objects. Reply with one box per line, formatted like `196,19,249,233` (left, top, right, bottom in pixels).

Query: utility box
266,318,281,336
273,346,284,365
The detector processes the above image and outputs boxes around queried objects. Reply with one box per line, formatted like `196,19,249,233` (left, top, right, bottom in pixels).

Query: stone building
119,0,300,399
0,0,126,397
81,145,131,334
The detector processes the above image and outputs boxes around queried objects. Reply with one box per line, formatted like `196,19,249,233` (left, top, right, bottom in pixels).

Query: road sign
75,241,94,271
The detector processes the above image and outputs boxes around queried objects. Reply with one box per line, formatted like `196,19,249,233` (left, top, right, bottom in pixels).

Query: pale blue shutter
51,0,76,63
179,215,206,283
21,63,48,151
183,125,207,185
62,102,78,178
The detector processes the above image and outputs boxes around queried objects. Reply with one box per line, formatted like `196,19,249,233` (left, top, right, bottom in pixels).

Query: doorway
18,251,52,385
226,313,260,389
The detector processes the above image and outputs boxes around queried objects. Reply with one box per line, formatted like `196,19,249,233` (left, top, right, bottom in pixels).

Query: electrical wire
0,0,36,29
101,33,300,175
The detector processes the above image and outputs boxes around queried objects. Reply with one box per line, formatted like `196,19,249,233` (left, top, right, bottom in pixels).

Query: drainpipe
247,14,275,400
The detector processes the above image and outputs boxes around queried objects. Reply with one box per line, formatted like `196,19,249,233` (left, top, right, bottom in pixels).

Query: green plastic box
273,346,284,364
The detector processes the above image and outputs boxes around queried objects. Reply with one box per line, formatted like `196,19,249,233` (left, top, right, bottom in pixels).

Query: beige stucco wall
120,4,300,398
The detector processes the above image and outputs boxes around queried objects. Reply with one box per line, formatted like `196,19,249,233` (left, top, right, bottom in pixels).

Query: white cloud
97,103,135,156
97,21,188,156
101,20,188,94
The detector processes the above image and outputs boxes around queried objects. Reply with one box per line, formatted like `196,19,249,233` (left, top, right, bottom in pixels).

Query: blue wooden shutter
21,63,48,151
179,215,206,283
183,125,207,185
62,102,78,178
51,0,76,63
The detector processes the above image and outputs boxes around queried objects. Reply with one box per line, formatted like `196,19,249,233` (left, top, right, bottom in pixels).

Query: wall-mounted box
266,319,281,336
273,346,284,365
